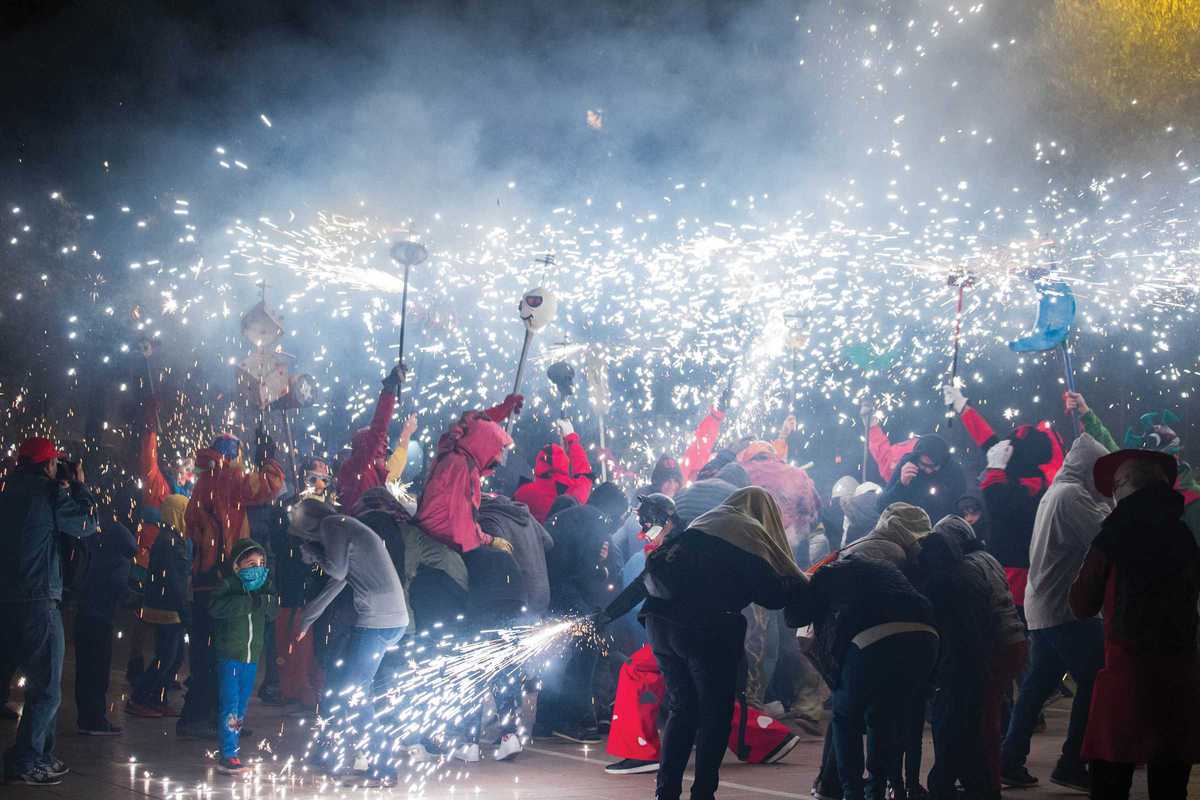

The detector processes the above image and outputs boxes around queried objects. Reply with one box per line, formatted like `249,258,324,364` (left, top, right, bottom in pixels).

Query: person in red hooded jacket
416,410,516,554
336,366,404,511
177,430,284,738
513,419,595,524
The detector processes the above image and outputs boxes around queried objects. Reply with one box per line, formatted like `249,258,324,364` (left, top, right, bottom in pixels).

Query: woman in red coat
1069,449,1200,800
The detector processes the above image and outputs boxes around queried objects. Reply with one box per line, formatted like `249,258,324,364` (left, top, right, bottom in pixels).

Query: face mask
238,565,268,592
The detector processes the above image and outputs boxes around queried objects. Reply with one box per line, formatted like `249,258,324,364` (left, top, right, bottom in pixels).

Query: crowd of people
1,366,1198,800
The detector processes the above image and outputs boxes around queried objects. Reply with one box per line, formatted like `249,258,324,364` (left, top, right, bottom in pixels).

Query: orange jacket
186,448,284,589
136,403,173,568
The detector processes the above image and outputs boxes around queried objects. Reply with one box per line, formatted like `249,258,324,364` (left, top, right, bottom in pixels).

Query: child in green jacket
209,538,278,774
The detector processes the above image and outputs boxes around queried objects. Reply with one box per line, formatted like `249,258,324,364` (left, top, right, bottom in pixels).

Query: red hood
535,443,570,480
457,415,512,471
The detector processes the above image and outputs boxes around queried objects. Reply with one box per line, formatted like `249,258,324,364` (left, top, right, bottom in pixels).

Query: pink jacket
741,457,822,534
416,413,513,553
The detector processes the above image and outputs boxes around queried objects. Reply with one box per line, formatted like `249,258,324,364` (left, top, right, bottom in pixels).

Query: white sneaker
494,734,523,762
408,744,438,764
453,743,481,763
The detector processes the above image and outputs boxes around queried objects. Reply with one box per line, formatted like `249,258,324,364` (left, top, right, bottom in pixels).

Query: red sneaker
217,757,244,775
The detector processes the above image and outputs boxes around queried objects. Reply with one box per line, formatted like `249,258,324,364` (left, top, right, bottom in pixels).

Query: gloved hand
489,536,514,555
382,363,407,392
554,419,575,439
718,384,734,412
986,440,1014,471
942,382,968,414
780,414,797,437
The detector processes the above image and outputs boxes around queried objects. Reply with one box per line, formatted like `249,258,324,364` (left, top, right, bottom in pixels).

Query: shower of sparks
300,618,584,789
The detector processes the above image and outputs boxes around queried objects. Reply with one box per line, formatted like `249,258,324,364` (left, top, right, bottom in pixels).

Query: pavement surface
0,614,1187,799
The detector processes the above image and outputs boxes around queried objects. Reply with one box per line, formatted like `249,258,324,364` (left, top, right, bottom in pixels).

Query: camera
55,457,80,482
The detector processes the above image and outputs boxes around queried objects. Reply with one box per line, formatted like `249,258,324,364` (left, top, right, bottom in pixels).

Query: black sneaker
763,735,801,765
605,758,659,774
7,765,63,785
1000,765,1038,788
40,758,69,778
79,720,124,736
177,720,219,739
552,726,602,744
1049,765,1089,794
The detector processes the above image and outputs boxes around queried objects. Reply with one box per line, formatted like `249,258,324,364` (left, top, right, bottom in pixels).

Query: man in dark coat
1069,450,1200,800
538,482,627,742
0,438,95,785
877,435,965,524
74,488,138,735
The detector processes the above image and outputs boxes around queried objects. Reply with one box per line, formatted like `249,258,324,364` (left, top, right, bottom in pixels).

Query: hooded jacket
877,435,966,524
336,387,397,511
416,412,513,553
838,501,931,574
80,520,137,624
294,512,409,633
143,517,191,624
478,494,554,617
935,514,1027,647
0,466,96,603
545,501,618,614
787,555,935,688
1069,482,1200,764
186,449,284,590
979,424,1062,591
841,489,883,547
512,433,594,523
740,457,822,534
209,538,279,663
1024,433,1112,630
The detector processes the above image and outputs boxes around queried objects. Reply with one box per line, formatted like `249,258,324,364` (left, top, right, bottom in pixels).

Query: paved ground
0,617,1185,799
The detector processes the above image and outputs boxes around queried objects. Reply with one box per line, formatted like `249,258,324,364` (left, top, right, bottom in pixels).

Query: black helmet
637,493,676,529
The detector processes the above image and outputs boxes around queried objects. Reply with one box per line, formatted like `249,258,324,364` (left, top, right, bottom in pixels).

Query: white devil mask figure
519,287,558,333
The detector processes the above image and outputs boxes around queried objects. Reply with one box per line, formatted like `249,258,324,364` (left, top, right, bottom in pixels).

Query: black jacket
982,474,1045,569
640,530,798,627
143,522,192,623
788,555,935,687
80,521,137,624
545,503,616,614
878,452,966,524
0,467,96,603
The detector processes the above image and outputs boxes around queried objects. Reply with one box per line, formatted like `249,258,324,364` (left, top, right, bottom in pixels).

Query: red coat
513,432,594,523
416,413,513,552
1069,488,1200,764
186,449,285,588
336,388,396,510
679,407,725,483
136,403,172,568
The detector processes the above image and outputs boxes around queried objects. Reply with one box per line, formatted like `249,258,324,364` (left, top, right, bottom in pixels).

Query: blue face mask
238,565,268,592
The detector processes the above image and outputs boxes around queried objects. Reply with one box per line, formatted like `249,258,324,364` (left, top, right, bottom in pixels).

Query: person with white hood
1001,434,1111,793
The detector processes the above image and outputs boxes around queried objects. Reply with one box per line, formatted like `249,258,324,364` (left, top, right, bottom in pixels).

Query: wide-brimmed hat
1092,448,1177,498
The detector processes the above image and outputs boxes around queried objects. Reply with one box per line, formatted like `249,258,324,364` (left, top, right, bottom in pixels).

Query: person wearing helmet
301,458,336,504
598,491,800,777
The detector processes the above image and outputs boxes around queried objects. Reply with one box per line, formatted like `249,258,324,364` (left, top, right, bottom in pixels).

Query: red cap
18,437,64,465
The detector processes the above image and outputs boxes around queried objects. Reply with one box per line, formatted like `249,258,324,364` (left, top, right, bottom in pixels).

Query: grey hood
1053,433,1112,508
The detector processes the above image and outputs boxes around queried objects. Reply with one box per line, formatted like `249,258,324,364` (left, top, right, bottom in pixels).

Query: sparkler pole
597,412,609,482
947,279,967,428
280,408,301,490
1059,342,1081,435
506,330,534,433
398,260,411,402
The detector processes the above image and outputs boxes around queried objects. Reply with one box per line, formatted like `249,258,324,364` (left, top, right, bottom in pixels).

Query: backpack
61,535,92,597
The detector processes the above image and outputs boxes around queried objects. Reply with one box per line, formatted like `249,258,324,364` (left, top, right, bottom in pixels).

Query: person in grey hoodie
479,493,553,618
290,499,409,698
1001,433,1111,792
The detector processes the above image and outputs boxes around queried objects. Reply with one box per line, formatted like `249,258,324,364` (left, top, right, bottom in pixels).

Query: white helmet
831,475,860,500
855,481,882,496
